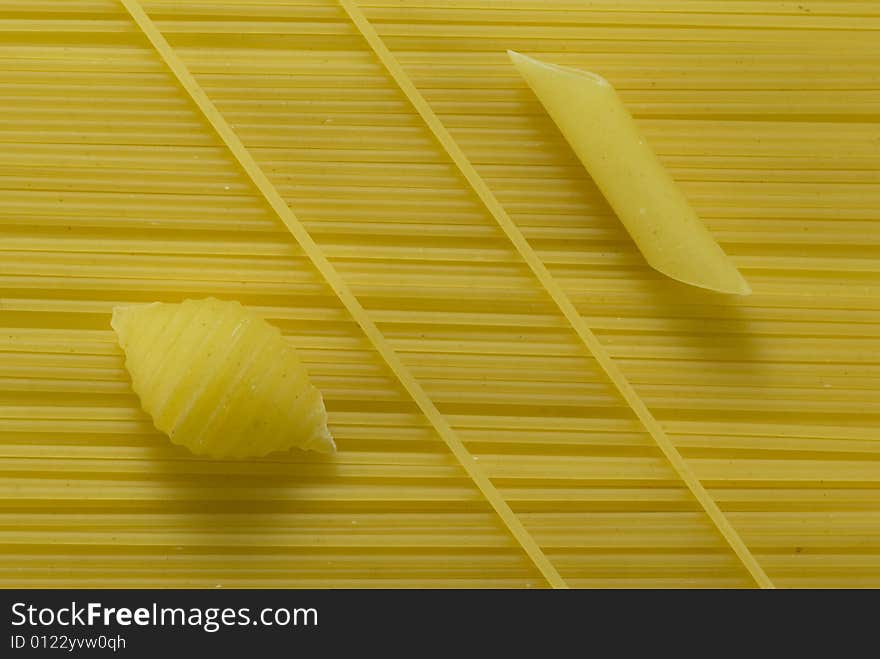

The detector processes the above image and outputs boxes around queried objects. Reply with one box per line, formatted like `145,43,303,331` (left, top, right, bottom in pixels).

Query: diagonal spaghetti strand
337,0,775,589
117,0,568,589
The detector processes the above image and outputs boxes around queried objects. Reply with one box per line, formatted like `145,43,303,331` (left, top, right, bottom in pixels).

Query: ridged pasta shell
111,297,335,458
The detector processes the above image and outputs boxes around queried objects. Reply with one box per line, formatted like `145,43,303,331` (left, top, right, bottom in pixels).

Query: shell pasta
112,298,335,458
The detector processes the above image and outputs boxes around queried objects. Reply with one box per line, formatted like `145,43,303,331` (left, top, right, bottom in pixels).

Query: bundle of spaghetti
0,0,877,587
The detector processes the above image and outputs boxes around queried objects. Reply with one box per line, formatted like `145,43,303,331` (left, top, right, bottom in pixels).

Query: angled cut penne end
112,298,336,459
508,50,751,296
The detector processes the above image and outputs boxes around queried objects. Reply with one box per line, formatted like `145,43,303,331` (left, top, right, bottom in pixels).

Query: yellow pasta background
0,0,878,588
